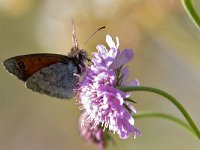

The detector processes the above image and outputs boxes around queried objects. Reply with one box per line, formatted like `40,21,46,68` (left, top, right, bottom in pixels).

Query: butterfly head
68,46,88,61
78,49,88,61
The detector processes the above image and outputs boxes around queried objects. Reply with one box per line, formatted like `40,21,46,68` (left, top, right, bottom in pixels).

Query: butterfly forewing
3,54,70,81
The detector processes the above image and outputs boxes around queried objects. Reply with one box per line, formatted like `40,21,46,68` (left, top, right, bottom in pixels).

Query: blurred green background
0,0,200,150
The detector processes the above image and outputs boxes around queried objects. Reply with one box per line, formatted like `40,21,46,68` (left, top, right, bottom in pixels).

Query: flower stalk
134,111,194,135
118,86,200,139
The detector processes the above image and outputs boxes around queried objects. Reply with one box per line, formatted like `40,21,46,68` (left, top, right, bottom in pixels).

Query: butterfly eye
18,61,25,70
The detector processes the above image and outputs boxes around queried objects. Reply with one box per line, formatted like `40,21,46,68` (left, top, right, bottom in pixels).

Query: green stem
182,0,200,30
134,111,194,135
118,86,200,139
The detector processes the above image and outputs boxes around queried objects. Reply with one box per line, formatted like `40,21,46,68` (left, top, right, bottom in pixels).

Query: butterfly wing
3,53,70,81
26,62,79,99
3,54,79,99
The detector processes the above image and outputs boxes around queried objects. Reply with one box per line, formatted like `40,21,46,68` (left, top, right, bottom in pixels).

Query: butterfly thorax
68,47,88,74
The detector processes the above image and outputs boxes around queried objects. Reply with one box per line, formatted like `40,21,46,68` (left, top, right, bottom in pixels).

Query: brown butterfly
3,24,105,99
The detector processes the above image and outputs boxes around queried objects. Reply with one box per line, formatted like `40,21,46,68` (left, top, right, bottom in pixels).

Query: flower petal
96,44,108,53
126,79,139,86
118,49,134,67
116,36,119,49
106,35,117,49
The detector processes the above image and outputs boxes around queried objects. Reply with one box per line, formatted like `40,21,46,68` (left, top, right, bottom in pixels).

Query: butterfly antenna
71,19,78,49
81,26,106,49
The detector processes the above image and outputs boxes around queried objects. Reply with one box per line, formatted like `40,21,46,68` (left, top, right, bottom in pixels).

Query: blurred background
0,0,200,150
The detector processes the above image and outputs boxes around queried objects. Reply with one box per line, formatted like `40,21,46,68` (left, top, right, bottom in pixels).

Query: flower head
79,113,105,150
77,35,141,139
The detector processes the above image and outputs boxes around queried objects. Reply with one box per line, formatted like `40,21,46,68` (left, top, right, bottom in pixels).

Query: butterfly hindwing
26,62,79,99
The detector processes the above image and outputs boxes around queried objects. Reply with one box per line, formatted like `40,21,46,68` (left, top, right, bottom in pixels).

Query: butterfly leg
87,58,91,62
73,73,81,78
79,64,86,74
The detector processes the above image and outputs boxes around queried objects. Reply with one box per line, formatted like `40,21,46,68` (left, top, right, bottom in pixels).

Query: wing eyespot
18,61,25,70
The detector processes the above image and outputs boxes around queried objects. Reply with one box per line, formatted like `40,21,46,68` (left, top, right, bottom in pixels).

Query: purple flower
77,35,141,139
79,113,105,150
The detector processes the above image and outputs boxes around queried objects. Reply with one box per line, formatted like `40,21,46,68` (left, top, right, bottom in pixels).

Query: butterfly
3,24,105,99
